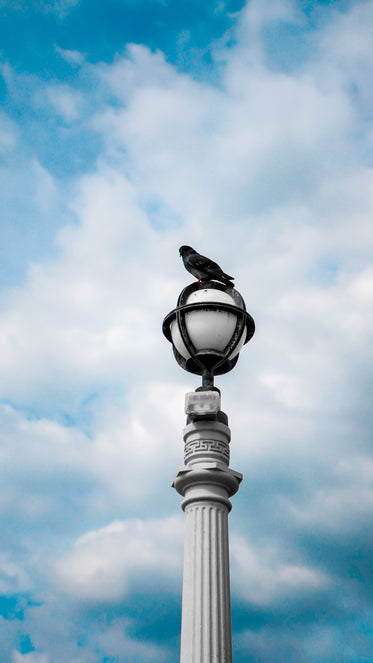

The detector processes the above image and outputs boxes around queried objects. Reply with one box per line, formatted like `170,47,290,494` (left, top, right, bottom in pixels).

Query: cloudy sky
1,0,373,661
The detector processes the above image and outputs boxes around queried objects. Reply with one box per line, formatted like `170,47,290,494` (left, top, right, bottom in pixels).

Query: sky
1,0,373,661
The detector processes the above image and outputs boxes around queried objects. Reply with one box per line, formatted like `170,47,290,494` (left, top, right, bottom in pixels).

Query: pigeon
179,246,235,287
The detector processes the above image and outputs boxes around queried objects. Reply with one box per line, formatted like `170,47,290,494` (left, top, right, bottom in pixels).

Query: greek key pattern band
184,438,230,464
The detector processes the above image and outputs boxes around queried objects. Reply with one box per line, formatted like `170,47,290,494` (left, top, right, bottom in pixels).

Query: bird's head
179,245,195,257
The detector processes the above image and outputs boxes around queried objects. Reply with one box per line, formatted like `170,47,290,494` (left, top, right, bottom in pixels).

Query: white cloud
0,376,187,538
44,84,83,122
30,160,59,213
93,32,354,247
0,114,18,152
54,515,183,602
55,45,86,66
12,653,49,663
259,372,307,409
0,553,32,594
231,534,330,606
0,168,173,406
286,454,373,536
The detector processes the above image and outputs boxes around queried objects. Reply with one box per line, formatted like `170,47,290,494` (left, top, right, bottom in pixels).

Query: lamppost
163,280,255,663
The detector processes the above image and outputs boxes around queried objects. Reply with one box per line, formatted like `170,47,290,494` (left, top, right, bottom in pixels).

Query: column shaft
180,501,232,663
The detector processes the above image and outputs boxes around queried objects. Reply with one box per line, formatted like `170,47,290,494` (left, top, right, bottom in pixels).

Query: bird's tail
216,271,234,287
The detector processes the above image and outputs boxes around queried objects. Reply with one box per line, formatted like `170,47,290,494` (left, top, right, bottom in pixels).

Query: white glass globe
170,288,246,362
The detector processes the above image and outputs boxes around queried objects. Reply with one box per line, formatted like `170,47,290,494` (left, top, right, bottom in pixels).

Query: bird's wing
188,253,220,272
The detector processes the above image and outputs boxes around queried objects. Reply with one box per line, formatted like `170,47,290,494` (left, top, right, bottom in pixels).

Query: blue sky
1,0,373,661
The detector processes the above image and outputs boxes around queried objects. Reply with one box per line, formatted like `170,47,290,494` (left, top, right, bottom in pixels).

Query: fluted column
173,417,242,663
